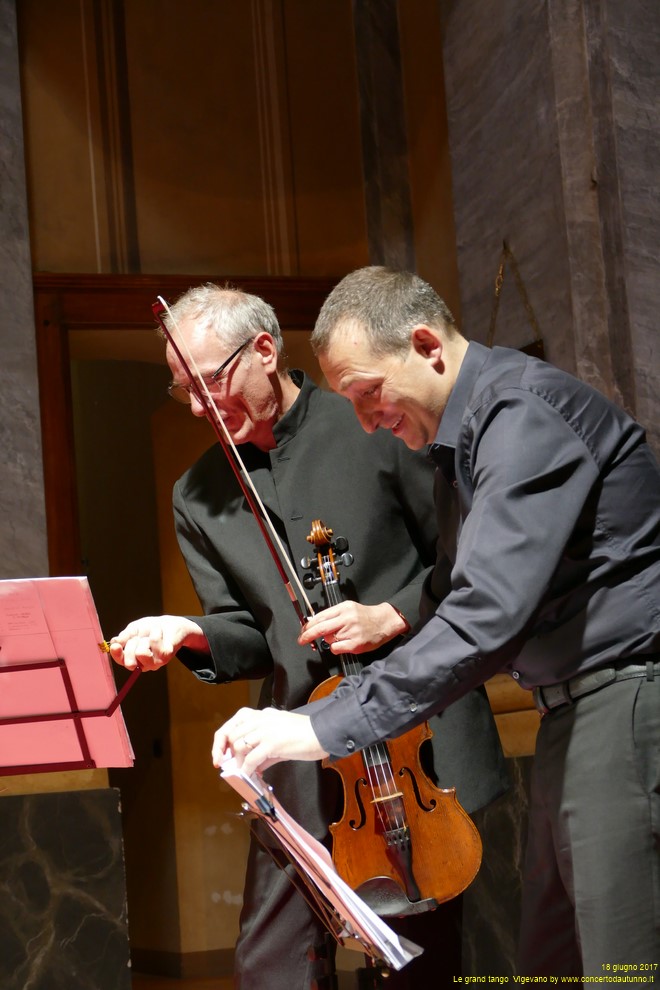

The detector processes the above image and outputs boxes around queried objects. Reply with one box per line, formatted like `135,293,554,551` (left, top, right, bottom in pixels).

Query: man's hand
297,601,408,654
213,707,328,776
108,615,209,671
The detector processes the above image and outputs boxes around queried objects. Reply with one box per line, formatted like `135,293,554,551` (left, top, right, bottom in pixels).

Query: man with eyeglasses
110,282,508,990
167,334,253,402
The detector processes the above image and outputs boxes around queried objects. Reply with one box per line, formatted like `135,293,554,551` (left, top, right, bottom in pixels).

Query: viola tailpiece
302,519,483,919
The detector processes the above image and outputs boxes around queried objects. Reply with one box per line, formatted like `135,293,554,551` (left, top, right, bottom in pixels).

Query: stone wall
0,0,48,578
440,0,659,453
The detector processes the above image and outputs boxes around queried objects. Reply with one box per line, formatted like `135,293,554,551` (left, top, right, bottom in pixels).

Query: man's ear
254,332,279,371
411,324,443,364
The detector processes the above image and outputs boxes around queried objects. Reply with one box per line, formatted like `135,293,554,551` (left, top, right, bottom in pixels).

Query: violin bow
152,296,316,630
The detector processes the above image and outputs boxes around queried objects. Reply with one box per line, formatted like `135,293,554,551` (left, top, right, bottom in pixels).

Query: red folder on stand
0,577,136,775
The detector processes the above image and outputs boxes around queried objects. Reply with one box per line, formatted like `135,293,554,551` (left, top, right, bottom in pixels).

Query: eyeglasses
167,338,253,404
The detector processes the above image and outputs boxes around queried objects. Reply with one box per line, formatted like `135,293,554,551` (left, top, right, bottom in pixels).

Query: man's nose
189,392,209,418
355,406,379,434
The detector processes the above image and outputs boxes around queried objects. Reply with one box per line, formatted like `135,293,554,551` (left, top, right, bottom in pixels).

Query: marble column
585,0,660,453
439,0,660,454
0,0,48,578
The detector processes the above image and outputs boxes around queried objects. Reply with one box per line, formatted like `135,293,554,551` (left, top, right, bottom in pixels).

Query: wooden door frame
33,272,338,576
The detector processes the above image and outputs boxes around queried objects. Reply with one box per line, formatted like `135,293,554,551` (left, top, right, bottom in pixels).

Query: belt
533,659,660,715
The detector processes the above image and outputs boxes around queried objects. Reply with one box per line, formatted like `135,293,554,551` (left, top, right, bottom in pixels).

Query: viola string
322,557,406,834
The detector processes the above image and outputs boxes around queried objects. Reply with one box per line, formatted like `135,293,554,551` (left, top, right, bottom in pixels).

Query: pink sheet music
0,577,134,771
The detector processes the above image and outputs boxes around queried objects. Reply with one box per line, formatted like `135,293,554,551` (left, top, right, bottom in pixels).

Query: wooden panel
485,672,536,713
495,710,541,758
33,273,338,329
284,0,370,274
486,672,540,756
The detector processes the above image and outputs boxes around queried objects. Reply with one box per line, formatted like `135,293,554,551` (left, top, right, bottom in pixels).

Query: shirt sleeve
309,391,601,758
173,481,274,684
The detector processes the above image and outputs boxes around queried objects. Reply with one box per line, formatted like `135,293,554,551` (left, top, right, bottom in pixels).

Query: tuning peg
339,552,354,567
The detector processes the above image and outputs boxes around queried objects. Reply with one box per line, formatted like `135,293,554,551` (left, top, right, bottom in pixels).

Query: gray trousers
518,672,660,980
234,837,332,990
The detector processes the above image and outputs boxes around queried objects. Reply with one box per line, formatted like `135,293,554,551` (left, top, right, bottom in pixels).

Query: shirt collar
272,370,317,446
430,341,491,455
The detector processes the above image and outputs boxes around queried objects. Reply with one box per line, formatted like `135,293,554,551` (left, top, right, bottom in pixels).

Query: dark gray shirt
310,343,660,759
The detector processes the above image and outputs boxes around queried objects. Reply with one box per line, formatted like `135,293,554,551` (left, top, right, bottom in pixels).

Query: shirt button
346,739,355,751
511,671,520,680
409,702,418,713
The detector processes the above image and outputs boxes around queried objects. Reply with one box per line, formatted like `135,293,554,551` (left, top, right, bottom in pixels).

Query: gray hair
311,266,457,357
163,283,285,356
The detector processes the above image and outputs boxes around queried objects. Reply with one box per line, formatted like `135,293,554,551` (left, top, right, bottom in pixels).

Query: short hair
311,266,457,357
163,282,284,356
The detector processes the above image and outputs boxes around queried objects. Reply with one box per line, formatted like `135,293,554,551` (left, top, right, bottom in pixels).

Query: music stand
0,577,135,775
221,759,422,973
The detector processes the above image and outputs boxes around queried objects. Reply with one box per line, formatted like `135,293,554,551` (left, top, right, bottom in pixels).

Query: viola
303,520,482,917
